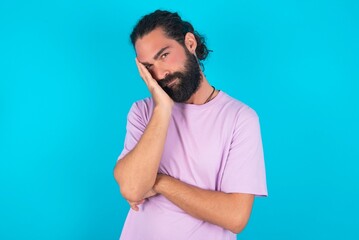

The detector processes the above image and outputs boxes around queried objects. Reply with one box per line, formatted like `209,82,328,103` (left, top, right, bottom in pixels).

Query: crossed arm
113,111,254,234
113,59,254,234
115,165,254,234
152,174,254,234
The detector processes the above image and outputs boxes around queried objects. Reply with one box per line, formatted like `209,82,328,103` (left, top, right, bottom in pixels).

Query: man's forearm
114,107,171,202
153,175,254,234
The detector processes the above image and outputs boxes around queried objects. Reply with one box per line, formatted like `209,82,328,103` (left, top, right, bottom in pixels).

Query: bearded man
114,10,268,240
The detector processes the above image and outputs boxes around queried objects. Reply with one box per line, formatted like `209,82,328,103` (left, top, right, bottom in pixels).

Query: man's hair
130,10,211,63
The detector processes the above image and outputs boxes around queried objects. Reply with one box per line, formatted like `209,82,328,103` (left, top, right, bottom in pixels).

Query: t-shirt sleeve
117,102,147,162
220,108,268,196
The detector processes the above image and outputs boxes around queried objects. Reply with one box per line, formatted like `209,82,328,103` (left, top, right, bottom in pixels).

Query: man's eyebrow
140,46,170,66
153,46,170,60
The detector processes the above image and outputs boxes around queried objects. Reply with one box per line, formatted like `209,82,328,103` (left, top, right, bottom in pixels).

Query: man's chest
158,116,233,189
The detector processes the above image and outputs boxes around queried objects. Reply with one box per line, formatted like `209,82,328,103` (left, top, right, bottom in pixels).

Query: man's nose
152,65,169,80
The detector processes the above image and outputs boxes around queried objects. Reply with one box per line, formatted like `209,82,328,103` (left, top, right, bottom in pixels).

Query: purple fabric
117,91,267,240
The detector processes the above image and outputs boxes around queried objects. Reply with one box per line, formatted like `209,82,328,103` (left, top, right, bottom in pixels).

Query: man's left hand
127,187,158,211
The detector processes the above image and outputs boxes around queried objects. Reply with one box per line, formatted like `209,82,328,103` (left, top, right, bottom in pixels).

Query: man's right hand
114,61,173,203
135,58,174,113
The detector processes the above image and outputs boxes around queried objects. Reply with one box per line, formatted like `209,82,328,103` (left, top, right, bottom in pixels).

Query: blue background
1,0,358,239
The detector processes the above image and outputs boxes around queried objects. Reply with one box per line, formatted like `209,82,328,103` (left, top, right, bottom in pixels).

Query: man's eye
161,53,169,59
145,65,152,69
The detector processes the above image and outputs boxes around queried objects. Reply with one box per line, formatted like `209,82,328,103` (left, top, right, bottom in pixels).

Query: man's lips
166,78,178,87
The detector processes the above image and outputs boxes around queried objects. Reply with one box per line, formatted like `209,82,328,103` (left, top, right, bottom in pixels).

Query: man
114,10,267,240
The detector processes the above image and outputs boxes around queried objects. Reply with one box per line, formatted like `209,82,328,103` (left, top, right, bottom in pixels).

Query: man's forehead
135,28,175,61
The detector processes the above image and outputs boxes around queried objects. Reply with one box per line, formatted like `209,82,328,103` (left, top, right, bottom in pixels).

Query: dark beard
157,49,202,103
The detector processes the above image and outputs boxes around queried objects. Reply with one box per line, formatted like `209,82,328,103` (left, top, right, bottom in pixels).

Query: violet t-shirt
117,91,267,240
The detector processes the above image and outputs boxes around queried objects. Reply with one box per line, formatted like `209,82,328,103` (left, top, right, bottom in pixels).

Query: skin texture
113,27,255,234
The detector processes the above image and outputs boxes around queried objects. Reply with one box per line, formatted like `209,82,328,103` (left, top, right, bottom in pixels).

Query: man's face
135,28,202,102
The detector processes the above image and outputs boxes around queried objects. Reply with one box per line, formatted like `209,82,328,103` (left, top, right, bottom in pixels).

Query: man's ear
184,32,197,55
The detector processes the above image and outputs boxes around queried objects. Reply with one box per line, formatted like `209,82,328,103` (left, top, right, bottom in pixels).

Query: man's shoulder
130,97,154,111
126,97,154,123
220,91,258,119
122,97,154,125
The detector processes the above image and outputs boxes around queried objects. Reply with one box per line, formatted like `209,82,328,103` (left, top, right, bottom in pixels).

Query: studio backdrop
1,0,358,239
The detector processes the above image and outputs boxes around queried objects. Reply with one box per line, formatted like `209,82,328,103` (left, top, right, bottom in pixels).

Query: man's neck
185,73,219,105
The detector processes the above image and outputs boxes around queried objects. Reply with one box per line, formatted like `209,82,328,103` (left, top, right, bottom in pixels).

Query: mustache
158,72,184,88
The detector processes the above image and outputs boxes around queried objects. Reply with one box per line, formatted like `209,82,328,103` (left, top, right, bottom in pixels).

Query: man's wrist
153,174,169,194
153,105,172,119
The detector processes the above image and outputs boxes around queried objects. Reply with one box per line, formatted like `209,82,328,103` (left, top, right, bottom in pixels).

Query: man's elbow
229,224,246,234
115,179,144,202
113,167,143,202
119,185,145,202
113,162,124,189
228,216,250,234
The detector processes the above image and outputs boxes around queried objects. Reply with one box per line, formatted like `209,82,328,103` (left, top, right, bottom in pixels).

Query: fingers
130,202,139,211
128,199,145,211
135,58,145,81
135,58,155,87
134,58,173,110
